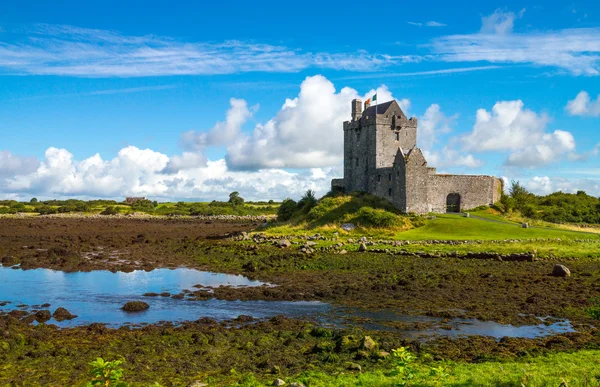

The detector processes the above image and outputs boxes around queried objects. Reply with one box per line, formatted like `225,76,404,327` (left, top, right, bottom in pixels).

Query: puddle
0,267,330,327
340,308,575,339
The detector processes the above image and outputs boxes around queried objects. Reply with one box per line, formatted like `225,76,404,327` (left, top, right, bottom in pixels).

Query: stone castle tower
331,98,502,214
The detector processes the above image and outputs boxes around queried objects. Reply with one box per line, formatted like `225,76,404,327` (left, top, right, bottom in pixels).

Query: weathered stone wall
427,174,501,213
404,148,431,214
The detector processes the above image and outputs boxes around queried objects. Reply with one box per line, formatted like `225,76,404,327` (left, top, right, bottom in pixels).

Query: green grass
223,350,600,386
397,213,596,241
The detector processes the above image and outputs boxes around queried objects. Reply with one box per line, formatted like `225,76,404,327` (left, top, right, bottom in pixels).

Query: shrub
101,206,119,216
277,199,298,221
355,207,399,228
86,358,127,387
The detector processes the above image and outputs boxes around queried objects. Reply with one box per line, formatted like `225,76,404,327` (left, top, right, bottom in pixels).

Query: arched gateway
446,193,461,213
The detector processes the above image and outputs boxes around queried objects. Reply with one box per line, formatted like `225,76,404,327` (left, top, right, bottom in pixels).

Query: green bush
277,198,298,221
101,206,119,216
354,206,400,228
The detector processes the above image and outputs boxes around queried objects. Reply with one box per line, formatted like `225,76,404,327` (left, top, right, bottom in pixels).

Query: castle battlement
332,98,502,214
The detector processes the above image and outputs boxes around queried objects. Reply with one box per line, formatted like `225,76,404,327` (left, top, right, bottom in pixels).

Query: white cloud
418,104,455,151
0,150,39,177
481,9,523,35
460,100,580,168
181,98,256,150
432,9,600,75
0,24,398,77
408,21,447,27
524,176,600,196
224,75,397,170
566,91,600,116
505,130,576,168
2,146,340,201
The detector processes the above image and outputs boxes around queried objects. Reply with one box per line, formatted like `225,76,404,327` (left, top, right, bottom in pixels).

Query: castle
331,99,502,214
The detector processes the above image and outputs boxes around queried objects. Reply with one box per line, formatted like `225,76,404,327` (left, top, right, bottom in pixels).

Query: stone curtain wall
428,174,501,213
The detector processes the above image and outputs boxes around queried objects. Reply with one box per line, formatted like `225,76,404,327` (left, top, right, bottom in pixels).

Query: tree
298,189,318,212
30,198,38,204
277,198,297,221
228,191,244,206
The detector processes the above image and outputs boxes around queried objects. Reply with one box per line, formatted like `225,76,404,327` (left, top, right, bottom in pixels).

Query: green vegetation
87,358,128,387
273,191,419,234
0,194,280,217
496,181,600,224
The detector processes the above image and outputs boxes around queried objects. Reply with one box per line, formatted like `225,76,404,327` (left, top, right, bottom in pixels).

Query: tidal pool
0,267,576,339
0,267,330,327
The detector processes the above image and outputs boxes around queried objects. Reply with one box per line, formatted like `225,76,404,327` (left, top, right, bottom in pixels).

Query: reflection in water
0,267,329,327
0,267,576,339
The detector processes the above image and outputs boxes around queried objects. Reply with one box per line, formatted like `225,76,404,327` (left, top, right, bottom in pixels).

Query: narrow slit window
388,174,392,181
395,132,400,141
378,175,381,182
356,158,359,167
388,188,392,196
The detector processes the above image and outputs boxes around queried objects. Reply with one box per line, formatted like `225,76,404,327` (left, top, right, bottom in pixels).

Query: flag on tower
372,93,377,102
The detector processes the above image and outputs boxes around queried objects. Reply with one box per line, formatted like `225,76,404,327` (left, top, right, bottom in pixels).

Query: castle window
355,158,359,167
378,175,381,182
395,132,399,141
388,174,392,181
388,188,392,196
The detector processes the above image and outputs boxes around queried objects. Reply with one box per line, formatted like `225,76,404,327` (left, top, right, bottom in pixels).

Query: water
339,308,575,339
0,267,575,339
0,267,330,327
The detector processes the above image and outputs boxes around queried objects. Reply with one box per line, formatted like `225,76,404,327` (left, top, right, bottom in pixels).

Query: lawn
396,213,597,241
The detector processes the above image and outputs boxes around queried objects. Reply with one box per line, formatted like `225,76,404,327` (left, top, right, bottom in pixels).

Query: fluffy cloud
181,98,256,150
417,104,455,151
524,176,600,196
480,9,525,35
566,91,600,116
2,146,339,201
224,75,396,170
460,100,578,168
0,151,39,177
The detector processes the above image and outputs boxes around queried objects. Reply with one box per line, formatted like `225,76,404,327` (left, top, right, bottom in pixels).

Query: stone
53,307,77,321
188,382,208,387
278,239,291,248
289,383,305,387
375,350,390,359
361,335,378,351
522,222,529,228
347,362,362,372
358,243,367,252
34,310,51,323
273,379,286,386
121,301,150,312
339,249,348,255
552,264,571,277
341,223,356,231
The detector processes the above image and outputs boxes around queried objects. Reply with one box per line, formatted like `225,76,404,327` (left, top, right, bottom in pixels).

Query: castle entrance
446,193,461,213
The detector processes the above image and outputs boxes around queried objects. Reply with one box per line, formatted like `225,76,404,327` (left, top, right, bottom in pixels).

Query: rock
188,382,208,387
552,264,571,277
278,239,291,248
522,222,529,228
375,350,390,359
341,223,356,231
121,301,150,312
359,236,368,243
289,383,305,387
273,379,286,386
358,243,367,252
463,213,470,218
347,362,362,372
53,307,77,321
339,249,348,255
361,335,378,351
34,310,51,323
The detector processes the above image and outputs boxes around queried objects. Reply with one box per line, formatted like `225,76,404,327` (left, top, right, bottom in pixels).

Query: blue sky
0,0,599,201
